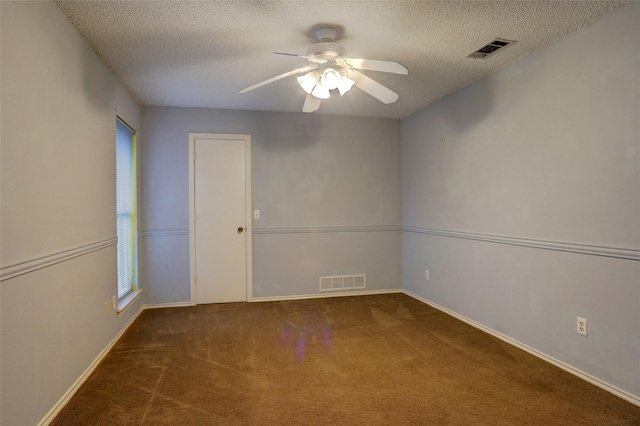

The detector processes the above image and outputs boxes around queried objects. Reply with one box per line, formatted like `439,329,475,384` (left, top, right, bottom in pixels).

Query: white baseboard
403,290,640,408
144,301,193,309
38,304,145,426
251,288,403,303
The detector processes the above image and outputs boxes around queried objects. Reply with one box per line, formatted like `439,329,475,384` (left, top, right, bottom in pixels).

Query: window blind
116,119,136,299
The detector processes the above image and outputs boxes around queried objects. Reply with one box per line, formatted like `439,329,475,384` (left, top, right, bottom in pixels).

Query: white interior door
193,136,248,304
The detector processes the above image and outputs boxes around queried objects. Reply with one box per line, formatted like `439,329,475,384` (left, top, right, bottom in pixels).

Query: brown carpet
52,293,640,425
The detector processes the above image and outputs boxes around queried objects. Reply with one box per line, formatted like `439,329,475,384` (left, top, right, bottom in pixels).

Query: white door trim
188,133,253,305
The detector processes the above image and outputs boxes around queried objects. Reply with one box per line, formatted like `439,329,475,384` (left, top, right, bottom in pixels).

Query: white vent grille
319,274,366,292
467,38,517,59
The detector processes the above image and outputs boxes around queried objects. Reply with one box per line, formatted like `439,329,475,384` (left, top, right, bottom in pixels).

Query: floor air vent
319,274,366,292
467,38,517,59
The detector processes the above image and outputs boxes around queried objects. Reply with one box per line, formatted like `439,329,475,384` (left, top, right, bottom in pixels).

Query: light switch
253,210,261,220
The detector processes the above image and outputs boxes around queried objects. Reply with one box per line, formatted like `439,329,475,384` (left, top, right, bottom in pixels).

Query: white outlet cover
577,317,587,336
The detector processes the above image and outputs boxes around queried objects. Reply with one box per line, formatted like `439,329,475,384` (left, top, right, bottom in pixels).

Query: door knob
237,227,244,233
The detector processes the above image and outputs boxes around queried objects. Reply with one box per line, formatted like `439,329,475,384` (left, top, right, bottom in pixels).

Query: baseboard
144,301,193,309
38,304,145,426
403,290,640,408
251,288,403,303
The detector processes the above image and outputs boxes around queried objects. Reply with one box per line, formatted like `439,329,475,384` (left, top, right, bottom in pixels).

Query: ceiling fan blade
239,65,317,94
302,94,322,113
350,71,399,104
274,52,300,57
344,58,408,75
273,53,407,75
274,52,328,64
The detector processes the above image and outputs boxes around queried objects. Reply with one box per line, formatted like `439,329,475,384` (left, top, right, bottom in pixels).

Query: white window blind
116,119,136,299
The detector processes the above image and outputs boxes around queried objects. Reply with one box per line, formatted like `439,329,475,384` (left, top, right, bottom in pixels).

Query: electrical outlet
577,317,587,336
104,302,109,318
425,269,430,280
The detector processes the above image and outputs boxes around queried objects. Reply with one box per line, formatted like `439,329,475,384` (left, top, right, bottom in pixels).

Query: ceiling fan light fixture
337,76,355,96
320,67,341,90
297,71,320,94
311,83,330,99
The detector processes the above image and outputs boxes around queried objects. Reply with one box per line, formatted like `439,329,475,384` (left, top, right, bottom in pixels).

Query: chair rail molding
1,237,118,282
253,225,400,235
402,226,639,261
138,230,189,238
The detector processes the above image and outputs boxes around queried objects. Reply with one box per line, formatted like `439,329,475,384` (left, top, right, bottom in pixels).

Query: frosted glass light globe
320,68,341,90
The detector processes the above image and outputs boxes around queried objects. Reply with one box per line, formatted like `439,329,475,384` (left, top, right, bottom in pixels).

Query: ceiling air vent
467,38,517,59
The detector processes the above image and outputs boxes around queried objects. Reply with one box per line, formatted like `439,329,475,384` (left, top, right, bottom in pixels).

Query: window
116,118,137,300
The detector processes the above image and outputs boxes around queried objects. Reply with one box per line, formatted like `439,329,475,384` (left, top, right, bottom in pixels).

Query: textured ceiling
54,1,626,119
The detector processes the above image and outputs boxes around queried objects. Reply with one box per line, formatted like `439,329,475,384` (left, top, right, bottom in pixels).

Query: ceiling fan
239,26,408,113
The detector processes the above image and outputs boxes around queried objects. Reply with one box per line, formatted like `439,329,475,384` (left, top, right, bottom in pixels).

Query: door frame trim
188,133,253,305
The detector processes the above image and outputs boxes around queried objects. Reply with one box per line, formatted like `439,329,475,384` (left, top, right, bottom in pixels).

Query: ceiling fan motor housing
307,26,346,63
306,42,346,59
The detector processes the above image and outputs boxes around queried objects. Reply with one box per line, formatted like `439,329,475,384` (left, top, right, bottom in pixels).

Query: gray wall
401,2,640,398
1,2,143,424
140,108,402,303
2,2,637,424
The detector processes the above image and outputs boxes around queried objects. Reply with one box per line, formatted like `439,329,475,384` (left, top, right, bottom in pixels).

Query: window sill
117,289,142,317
